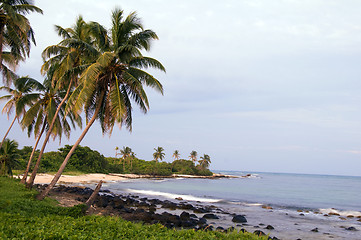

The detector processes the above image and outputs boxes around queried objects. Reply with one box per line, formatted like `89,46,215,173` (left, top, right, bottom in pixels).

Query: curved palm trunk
26,80,73,189
0,115,17,150
20,121,46,184
37,91,105,200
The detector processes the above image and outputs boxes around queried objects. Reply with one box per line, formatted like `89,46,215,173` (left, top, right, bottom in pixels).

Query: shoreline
16,172,241,185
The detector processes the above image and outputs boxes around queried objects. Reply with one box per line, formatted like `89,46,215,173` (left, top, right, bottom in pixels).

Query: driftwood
85,180,103,208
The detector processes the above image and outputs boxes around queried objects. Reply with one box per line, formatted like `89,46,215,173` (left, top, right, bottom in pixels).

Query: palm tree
115,146,119,157
37,8,165,200
20,79,81,184
153,147,165,163
0,138,19,176
172,150,180,161
0,76,42,149
120,146,132,171
26,16,95,188
189,150,197,163
198,154,211,169
0,0,43,84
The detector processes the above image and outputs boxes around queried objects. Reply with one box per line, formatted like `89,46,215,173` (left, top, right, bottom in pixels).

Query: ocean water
100,171,361,239
103,171,361,215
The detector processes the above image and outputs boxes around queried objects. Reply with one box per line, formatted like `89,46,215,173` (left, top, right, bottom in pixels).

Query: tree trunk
36,91,105,200
85,181,103,209
20,121,46,184
0,115,17,150
26,79,73,189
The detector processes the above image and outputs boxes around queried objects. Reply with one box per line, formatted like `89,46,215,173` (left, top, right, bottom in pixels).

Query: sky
1,0,361,176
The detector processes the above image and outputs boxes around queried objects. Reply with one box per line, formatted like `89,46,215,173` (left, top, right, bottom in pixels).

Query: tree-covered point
7,142,213,176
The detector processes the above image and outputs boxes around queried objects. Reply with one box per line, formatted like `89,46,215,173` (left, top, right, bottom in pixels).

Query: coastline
18,172,240,185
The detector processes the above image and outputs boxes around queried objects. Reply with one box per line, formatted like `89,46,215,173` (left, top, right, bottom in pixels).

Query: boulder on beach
203,213,219,219
232,215,247,223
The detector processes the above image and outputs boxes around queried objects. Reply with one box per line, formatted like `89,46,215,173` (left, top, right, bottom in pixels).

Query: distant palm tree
115,146,119,156
37,8,165,200
153,147,165,163
198,154,211,169
0,138,19,176
120,146,132,171
189,150,197,163
172,150,180,161
0,76,42,149
0,0,43,84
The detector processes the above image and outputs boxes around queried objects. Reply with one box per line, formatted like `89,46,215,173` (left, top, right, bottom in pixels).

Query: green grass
0,177,267,239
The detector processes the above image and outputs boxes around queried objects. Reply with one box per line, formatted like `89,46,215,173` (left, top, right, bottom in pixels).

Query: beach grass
0,177,267,239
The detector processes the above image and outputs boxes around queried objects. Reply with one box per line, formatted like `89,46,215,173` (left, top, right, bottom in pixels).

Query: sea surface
99,171,361,239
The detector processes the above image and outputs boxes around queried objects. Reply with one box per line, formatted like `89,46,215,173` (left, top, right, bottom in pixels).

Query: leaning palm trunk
36,91,104,200
20,121,46,184
0,115,17,149
26,80,73,189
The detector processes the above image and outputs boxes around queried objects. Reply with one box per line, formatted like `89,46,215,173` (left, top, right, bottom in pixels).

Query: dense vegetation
11,144,213,176
0,177,266,239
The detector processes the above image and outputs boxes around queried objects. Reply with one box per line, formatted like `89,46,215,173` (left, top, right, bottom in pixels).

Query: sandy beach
24,173,239,185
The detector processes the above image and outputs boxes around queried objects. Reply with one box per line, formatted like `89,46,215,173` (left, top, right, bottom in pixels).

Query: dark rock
189,213,198,219
311,228,319,232
345,227,357,231
226,226,235,232
232,215,247,223
265,225,275,230
180,211,190,221
203,213,219,219
253,230,266,236
179,203,194,210
197,217,207,225
239,228,247,233
216,226,225,232
193,208,208,213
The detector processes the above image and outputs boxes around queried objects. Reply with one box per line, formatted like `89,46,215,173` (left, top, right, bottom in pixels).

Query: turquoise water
104,171,361,213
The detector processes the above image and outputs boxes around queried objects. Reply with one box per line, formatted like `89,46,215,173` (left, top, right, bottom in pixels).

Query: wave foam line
125,189,222,203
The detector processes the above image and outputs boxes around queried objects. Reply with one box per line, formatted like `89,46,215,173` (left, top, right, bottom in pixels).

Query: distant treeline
13,145,213,176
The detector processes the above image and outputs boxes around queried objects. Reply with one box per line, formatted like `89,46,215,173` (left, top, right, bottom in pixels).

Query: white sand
32,173,127,184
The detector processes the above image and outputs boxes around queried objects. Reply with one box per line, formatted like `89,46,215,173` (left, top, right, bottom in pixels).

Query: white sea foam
125,189,221,203
319,208,361,217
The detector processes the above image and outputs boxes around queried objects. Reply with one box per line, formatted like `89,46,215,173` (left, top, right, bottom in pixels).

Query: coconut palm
189,150,197,163
0,138,19,176
120,146,132,171
0,0,43,84
0,76,42,149
198,154,211,169
172,150,180,161
37,8,165,200
26,16,96,188
153,147,165,163
20,79,81,184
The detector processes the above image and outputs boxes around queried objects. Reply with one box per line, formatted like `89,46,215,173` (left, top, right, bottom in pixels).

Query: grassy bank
0,177,266,239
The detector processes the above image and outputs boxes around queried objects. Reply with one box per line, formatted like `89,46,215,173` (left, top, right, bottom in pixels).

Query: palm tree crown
189,150,197,163
153,146,165,162
0,0,43,84
199,154,211,169
172,150,180,161
0,76,42,149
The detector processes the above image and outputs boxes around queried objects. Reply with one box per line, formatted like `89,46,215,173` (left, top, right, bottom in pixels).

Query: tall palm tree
37,8,165,200
189,150,197,163
172,150,180,161
153,147,165,163
120,146,132,171
20,79,81,184
0,138,19,176
26,16,95,188
0,0,43,84
0,76,42,149
198,154,211,169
